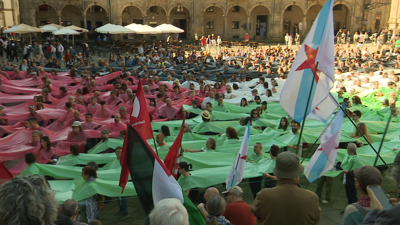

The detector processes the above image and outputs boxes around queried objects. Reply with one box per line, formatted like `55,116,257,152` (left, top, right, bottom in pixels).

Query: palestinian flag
121,125,206,225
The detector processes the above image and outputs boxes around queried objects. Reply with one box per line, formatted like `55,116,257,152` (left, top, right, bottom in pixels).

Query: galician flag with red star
225,122,250,190
280,0,335,123
304,102,345,183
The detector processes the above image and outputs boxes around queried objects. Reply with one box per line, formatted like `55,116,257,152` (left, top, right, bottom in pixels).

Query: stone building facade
0,0,19,27
19,0,394,41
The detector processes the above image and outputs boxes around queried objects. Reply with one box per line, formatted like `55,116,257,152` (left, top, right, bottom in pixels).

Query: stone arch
168,5,190,38
281,3,306,16
121,5,144,26
306,4,323,33
61,5,83,26
203,5,224,38
145,5,167,27
282,4,304,36
333,3,351,33
167,3,191,17
203,4,225,13
119,3,144,17
249,5,271,39
83,3,108,16
226,4,248,17
35,4,59,26
226,5,248,39
84,4,108,30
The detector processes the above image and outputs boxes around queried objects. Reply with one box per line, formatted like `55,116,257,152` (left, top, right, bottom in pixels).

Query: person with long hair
278,117,289,131
177,162,193,196
39,136,58,164
78,166,101,223
349,122,372,146
240,98,249,107
160,125,174,142
351,96,363,106
224,127,239,145
205,195,231,225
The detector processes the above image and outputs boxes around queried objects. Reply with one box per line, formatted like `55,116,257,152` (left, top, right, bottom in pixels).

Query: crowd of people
0,26,400,225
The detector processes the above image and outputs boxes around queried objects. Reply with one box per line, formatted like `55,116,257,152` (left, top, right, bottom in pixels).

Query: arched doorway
121,6,143,26
61,5,82,26
226,5,247,39
282,5,303,36
85,5,108,31
35,4,58,26
169,6,190,39
306,5,322,34
250,6,270,39
333,4,350,34
203,6,224,38
146,6,167,27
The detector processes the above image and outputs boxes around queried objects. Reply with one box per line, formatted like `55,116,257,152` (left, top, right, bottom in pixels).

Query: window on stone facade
150,6,158,13
176,6,184,12
206,21,214,29
206,7,214,12
232,6,240,12
38,5,49,11
232,21,239,29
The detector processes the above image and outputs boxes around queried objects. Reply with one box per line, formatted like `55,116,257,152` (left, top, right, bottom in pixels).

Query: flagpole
373,101,395,167
300,138,320,164
152,138,159,156
229,153,241,189
336,100,387,166
296,62,319,151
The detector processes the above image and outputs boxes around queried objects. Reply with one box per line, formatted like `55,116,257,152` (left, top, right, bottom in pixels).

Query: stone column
223,15,228,39
246,16,250,34
388,0,400,29
301,15,306,37
83,14,88,40
166,16,170,24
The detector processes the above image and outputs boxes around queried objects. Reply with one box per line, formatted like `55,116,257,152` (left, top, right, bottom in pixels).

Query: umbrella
3,23,30,33
40,25,59,32
155,24,184,33
107,25,134,34
53,28,80,45
95,23,116,33
5,25,44,44
134,25,161,34
66,25,88,32
40,23,63,29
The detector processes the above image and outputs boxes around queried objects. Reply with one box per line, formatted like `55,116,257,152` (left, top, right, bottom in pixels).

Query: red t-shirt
223,201,256,225
200,38,207,46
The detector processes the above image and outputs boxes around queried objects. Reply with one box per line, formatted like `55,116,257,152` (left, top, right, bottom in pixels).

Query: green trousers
315,176,333,201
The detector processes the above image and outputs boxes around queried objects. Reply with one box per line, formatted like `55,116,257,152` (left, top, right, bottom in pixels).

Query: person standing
315,175,334,204
245,33,250,41
247,143,265,198
223,186,256,225
336,143,364,207
200,36,207,52
285,33,290,45
288,35,293,50
295,33,300,48
251,152,321,225
57,41,64,60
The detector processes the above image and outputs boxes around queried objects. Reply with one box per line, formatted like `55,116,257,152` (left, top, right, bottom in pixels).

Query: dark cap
273,152,304,178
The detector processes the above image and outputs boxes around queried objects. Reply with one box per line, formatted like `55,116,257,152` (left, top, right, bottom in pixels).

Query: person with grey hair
360,151,400,224
62,199,87,225
149,198,189,225
118,106,129,120
336,143,364,213
205,195,231,225
0,175,58,225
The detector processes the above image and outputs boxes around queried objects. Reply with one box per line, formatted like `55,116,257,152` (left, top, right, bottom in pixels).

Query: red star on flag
295,45,321,83
240,155,247,160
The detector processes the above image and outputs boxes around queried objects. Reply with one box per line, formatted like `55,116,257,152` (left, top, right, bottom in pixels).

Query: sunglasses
29,105,35,108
